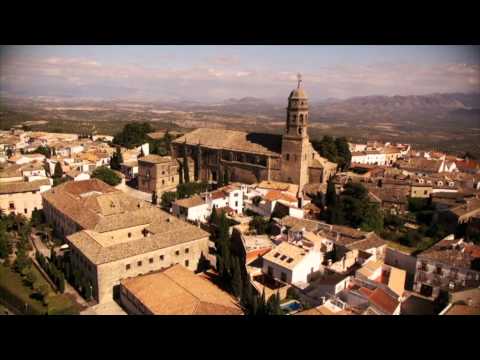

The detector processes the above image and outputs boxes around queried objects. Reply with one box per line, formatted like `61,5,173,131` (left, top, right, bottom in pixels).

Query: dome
289,87,308,99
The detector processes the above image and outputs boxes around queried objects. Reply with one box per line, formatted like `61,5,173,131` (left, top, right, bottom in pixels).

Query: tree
14,247,31,273
37,284,50,305
183,147,190,183
58,272,65,293
217,212,232,281
160,191,177,210
31,209,45,227
112,122,153,149
151,190,158,205
85,281,92,300
209,206,218,225
335,137,351,171
231,256,243,298
33,145,51,158
266,292,283,315
223,169,230,186
91,166,122,186
249,216,270,235
0,222,12,259
110,146,123,170
53,162,63,179
25,270,37,289
325,177,337,209
195,252,210,273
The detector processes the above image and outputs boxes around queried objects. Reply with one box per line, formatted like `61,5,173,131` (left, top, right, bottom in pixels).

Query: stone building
414,236,480,299
41,179,210,303
172,78,337,192
0,179,51,218
137,154,194,194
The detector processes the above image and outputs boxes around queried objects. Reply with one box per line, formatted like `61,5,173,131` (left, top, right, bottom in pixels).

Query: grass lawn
0,264,47,314
386,241,416,255
47,293,81,315
0,264,81,315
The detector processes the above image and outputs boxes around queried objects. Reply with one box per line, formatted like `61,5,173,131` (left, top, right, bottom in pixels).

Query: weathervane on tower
297,73,302,88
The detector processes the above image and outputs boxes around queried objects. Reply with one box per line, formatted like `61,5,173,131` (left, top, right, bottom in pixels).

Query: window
436,266,442,275
175,250,180,256
424,190,428,195
162,170,165,175
185,248,189,254
235,201,238,207
9,202,15,210
160,255,164,261
149,258,154,264
185,260,189,267
172,177,174,182
267,266,273,276
137,261,142,267
24,208,28,214
286,154,290,161
281,272,287,282
128,232,132,238
162,180,165,185
126,264,131,271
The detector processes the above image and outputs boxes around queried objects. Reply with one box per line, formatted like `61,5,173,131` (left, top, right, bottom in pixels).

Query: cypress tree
53,162,63,179
183,146,190,183
232,256,243,298
251,293,258,315
209,206,218,226
58,273,65,293
325,178,337,209
223,169,230,185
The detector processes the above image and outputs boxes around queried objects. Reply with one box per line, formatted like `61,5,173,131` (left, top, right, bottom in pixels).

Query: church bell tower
281,74,310,189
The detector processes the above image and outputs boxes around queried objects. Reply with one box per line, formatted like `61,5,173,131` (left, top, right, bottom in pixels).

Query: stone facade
172,79,337,191
137,155,191,194
69,236,209,303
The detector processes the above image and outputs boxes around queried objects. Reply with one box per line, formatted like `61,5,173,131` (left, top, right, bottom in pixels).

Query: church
171,77,337,191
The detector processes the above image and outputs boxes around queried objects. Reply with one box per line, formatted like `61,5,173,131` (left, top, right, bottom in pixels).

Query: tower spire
297,73,302,88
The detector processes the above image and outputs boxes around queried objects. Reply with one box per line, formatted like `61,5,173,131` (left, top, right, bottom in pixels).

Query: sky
1,45,479,102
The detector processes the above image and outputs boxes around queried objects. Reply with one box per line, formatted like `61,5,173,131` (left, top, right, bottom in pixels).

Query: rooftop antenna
297,73,302,88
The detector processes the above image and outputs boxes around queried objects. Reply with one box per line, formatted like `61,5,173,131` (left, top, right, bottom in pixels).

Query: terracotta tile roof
263,242,309,270
368,288,399,314
121,265,243,315
138,155,176,164
43,179,152,231
174,195,206,208
146,131,166,140
0,164,23,178
444,304,480,315
265,190,297,203
0,179,50,194
67,214,209,265
173,128,282,156
417,239,480,270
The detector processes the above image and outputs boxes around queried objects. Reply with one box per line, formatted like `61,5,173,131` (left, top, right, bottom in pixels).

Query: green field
0,264,47,314
0,264,81,315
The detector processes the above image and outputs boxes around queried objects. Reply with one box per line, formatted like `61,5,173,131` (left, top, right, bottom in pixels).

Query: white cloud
1,53,479,100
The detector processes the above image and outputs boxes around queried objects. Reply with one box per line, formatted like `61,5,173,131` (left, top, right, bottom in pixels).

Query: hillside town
1,80,479,316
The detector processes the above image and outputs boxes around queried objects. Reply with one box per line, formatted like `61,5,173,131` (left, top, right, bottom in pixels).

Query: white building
351,150,387,166
262,242,322,286
172,184,248,223
172,195,209,223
